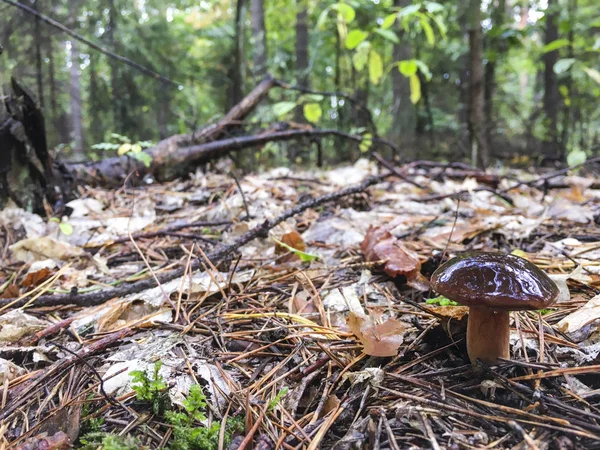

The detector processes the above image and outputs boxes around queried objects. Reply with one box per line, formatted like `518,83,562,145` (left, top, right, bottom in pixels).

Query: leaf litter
1,158,600,448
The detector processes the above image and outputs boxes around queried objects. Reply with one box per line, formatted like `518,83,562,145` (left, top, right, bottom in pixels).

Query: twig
0,173,389,308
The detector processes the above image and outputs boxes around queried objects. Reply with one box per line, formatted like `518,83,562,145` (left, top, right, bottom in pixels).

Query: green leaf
369,50,383,85
273,239,319,262
331,3,356,23
381,13,397,30
317,8,330,30
132,151,153,168
415,60,432,81
273,101,297,118
398,59,418,77
303,103,322,123
583,67,600,85
299,94,325,103
554,58,576,74
59,222,73,236
117,143,131,156
346,29,369,49
352,41,371,71
543,38,570,53
419,14,435,46
424,2,444,13
429,13,447,40
409,74,421,104
398,4,420,19
373,28,400,44
567,150,587,167
426,296,459,306
130,143,142,153
359,133,372,153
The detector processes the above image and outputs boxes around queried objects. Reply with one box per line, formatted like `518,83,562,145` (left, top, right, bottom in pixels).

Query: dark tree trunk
543,0,561,159
68,2,85,158
560,0,576,160
228,0,246,110
295,0,309,86
390,0,415,155
518,1,529,98
33,0,44,107
250,0,268,79
468,0,489,168
107,0,124,133
484,0,505,153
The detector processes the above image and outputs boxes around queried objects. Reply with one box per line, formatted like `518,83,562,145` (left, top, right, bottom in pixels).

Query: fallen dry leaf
347,311,410,357
361,225,421,279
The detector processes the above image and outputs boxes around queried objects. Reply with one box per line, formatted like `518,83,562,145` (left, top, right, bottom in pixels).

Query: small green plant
79,432,141,450
130,361,170,416
49,217,73,235
268,387,288,411
165,384,242,450
426,296,460,306
91,133,154,167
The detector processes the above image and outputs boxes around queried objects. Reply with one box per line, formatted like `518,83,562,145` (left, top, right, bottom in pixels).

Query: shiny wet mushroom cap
430,252,559,365
431,252,559,310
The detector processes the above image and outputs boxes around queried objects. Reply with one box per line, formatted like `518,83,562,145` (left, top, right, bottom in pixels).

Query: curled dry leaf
347,311,410,357
13,431,71,450
361,225,429,289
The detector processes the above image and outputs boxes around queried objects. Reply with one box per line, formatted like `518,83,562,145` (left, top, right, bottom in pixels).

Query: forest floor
1,158,600,450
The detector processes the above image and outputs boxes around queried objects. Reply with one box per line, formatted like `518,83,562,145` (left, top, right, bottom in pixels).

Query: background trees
1,0,599,167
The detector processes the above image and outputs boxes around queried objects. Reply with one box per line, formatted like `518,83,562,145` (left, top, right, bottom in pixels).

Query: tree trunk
68,3,85,158
560,0,576,160
107,0,123,133
543,0,560,160
518,1,529,98
484,0,505,153
33,0,44,107
228,0,246,110
468,0,489,169
390,0,415,156
250,0,268,79
295,0,309,86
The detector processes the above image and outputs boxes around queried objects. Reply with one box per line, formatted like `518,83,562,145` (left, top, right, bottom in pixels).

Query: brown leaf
347,311,409,357
275,230,306,263
0,284,20,299
22,267,52,288
361,225,421,279
13,431,71,450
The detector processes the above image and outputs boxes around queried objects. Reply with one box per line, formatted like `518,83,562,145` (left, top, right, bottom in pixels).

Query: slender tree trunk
543,0,560,159
295,0,309,86
68,2,85,158
89,52,103,144
33,0,44,107
560,0,576,160
107,0,123,133
228,0,246,110
518,1,529,98
467,0,489,168
484,0,505,153
390,0,415,157
250,0,268,79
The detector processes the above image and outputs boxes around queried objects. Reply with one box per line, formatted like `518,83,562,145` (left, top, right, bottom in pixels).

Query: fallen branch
0,173,390,308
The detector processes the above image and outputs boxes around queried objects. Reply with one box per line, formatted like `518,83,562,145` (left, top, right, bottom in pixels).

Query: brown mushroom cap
431,252,559,310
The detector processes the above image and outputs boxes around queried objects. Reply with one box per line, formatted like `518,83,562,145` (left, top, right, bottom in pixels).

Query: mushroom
430,252,559,365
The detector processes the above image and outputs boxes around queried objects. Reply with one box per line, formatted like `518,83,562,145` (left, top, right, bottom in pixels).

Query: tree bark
559,0,576,160
68,2,85,158
390,0,415,155
518,1,529,98
107,0,124,133
228,0,247,110
33,0,44,107
250,0,268,79
468,0,489,169
295,0,309,86
543,0,560,160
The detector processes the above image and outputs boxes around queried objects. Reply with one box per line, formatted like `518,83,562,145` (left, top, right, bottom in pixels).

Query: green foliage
426,296,460,307
165,384,242,450
91,134,154,167
303,103,322,123
130,361,170,416
79,432,141,450
272,238,320,262
268,388,288,411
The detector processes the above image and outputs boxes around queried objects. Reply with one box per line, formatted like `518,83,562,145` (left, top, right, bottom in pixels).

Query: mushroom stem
467,306,510,364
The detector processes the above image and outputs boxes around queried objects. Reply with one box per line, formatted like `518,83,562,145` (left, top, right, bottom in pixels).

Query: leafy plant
79,432,142,450
50,217,74,236
426,296,459,306
130,361,170,416
91,133,154,168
